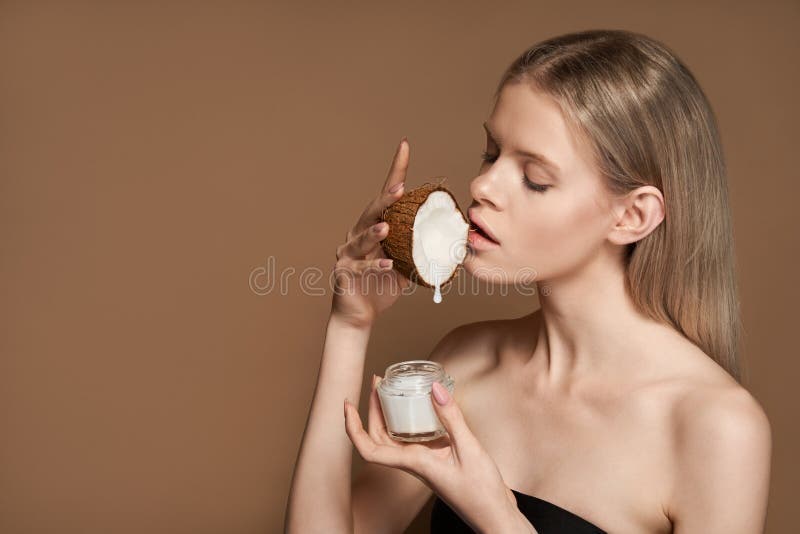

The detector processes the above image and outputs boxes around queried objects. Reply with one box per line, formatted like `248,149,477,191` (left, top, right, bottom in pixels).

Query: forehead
488,83,595,176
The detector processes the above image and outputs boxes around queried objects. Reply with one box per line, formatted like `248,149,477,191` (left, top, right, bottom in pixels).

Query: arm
284,314,372,533
285,136,412,533
668,386,772,533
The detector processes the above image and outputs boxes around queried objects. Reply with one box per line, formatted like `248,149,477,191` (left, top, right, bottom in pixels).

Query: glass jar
376,360,455,442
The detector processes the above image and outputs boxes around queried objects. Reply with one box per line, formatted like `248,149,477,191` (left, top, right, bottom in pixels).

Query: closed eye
480,151,550,193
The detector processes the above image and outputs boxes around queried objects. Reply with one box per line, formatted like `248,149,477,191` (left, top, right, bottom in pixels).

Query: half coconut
380,179,470,303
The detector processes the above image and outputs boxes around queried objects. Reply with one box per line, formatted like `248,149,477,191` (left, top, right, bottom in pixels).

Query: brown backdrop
1,2,797,533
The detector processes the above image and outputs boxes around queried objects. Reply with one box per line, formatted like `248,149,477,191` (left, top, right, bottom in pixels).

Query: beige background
1,1,797,533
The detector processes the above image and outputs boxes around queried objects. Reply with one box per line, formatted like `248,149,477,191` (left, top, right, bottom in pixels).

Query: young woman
285,29,771,534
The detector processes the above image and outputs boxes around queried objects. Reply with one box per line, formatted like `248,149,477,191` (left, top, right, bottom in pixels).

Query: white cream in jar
376,360,455,442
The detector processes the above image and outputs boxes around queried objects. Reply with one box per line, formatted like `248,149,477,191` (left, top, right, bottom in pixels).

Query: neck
526,247,672,392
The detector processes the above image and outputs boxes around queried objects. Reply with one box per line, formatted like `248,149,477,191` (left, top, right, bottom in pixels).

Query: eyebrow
483,122,561,178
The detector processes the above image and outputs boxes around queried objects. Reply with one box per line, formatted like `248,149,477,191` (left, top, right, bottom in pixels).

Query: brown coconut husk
380,177,470,289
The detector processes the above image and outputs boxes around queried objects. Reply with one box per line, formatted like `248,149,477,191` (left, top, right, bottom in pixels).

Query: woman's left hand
344,374,534,533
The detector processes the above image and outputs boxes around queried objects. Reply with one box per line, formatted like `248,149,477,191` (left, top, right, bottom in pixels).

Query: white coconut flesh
411,191,469,303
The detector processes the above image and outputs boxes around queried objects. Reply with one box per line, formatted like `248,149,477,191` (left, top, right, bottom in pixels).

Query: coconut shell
380,177,470,289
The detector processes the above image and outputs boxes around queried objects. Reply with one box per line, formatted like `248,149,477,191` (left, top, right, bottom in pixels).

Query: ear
607,185,665,246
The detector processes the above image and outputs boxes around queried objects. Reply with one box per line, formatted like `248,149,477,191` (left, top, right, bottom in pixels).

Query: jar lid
379,359,454,396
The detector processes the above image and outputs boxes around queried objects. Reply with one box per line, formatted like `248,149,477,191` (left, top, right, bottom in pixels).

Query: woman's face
463,82,620,285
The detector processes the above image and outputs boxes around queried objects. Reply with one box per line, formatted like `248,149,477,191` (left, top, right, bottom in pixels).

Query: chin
464,253,542,288
462,257,510,285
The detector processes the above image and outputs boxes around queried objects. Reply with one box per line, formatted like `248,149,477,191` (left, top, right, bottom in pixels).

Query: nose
469,166,504,210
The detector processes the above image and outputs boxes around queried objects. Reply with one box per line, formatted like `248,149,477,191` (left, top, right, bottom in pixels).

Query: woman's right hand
330,138,413,328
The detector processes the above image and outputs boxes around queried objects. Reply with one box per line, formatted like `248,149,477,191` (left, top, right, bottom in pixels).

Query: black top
430,488,607,533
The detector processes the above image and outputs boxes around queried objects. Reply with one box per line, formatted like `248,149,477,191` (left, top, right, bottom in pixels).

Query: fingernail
389,182,404,193
400,136,407,147
373,222,386,233
379,259,392,268
372,374,379,387
431,382,449,405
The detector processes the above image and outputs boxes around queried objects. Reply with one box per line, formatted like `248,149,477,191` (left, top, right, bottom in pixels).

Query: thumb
430,381,477,455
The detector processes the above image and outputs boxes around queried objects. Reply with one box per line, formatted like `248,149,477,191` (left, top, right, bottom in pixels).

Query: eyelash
479,150,550,193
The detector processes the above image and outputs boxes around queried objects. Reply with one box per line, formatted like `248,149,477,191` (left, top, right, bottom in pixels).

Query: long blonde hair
497,29,744,383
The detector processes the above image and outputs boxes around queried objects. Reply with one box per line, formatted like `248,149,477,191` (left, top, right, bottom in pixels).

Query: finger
353,182,405,237
345,399,379,457
430,381,479,460
353,140,408,234
368,375,388,442
340,222,389,260
382,137,409,194
345,399,433,476
345,400,399,466
335,256,394,278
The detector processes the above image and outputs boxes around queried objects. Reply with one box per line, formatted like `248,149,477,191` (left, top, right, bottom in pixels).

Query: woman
285,29,771,534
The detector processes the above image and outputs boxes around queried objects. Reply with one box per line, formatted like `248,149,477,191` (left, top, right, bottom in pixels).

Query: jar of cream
377,360,455,442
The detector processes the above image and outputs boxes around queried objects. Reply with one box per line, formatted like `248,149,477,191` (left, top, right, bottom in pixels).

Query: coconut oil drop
430,260,443,303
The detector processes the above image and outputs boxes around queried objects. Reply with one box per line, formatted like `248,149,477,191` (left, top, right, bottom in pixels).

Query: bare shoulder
670,377,772,467
643,336,769,432
663,369,772,530
428,314,526,387
666,347,771,451
673,378,771,433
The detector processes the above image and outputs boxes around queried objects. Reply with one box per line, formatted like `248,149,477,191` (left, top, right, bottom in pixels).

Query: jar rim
379,359,454,396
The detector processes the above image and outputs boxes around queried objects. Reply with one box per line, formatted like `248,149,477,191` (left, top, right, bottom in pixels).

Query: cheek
515,193,609,268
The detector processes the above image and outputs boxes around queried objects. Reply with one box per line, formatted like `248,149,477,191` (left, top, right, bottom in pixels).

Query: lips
467,209,500,245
